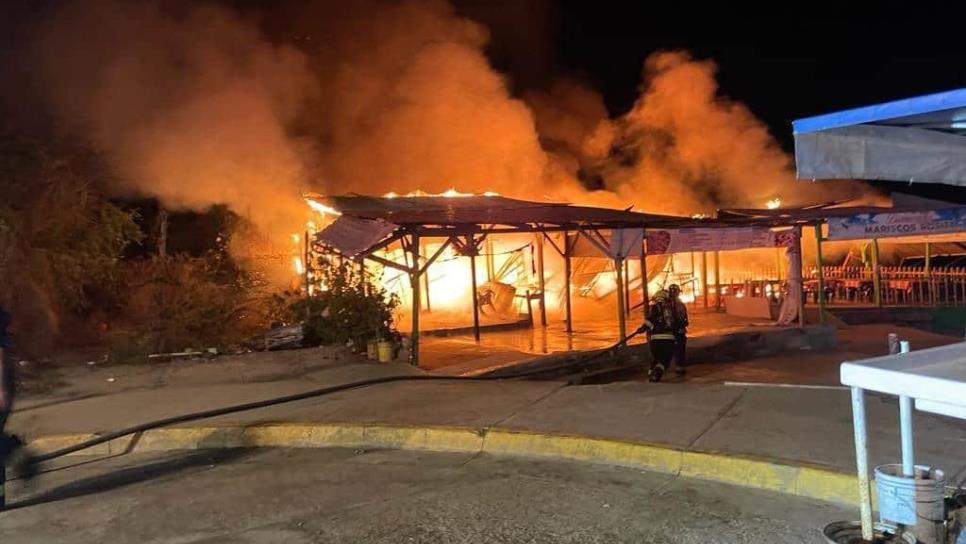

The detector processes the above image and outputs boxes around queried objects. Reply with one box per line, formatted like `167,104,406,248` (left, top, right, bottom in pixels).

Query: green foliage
121,255,256,353
0,134,142,351
291,258,400,350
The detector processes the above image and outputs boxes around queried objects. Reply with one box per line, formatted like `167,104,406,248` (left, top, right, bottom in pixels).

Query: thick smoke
299,0,587,201
598,51,865,214
36,0,315,237
35,1,865,230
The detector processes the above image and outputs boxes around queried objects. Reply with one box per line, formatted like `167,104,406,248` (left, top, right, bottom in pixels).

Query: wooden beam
419,237,455,276
542,231,565,257
577,227,611,257
365,253,413,274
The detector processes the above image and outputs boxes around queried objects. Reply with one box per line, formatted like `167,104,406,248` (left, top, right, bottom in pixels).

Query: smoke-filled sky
2,0,963,233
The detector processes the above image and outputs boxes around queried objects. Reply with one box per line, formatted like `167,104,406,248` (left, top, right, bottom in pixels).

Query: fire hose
28,324,651,465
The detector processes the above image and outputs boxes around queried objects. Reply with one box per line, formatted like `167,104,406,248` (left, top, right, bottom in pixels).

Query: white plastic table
840,341,966,540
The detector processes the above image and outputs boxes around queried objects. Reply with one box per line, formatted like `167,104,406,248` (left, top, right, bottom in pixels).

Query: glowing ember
381,188,492,199
305,199,342,216
766,198,782,210
441,188,473,198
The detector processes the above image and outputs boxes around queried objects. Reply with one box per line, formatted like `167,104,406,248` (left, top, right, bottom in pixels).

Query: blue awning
793,89,966,185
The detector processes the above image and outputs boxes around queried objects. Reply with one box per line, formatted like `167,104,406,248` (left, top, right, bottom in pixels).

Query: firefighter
644,290,678,382
0,306,36,510
667,284,689,376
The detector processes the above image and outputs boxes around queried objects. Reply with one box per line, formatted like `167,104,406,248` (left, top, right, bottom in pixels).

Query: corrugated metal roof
311,194,689,228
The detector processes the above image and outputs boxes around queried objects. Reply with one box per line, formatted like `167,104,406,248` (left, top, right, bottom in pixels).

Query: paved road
1,448,850,543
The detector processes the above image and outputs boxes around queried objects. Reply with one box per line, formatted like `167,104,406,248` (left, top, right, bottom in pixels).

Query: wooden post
924,241,932,306
871,238,882,308
690,251,697,307
615,257,627,342
795,226,806,329
421,239,431,312
409,232,421,366
814,224,827,325
486,236,494,281
623,258,631,316
564,230,573,333
469,236,481,342
303,229,311,296
536,233,547,326
701,252,709,309
714,251,721,311
640,238,649,316
157,208,168,258
775,247,783,281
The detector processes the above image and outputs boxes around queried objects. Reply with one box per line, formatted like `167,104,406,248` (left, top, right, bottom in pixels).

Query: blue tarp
793,89,966,185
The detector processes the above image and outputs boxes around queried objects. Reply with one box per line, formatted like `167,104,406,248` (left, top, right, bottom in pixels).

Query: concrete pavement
0,448,853,543
8,360,966,507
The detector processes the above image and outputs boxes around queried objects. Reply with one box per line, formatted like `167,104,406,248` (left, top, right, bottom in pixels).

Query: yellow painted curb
29,424,859,505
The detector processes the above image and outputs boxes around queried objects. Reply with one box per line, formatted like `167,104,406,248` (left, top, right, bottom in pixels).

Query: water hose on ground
32,326,649,464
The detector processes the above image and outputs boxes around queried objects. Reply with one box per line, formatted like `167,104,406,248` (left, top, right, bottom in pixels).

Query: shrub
291,257,399,350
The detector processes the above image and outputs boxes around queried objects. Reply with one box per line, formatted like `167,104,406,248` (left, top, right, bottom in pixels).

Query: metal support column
851,387,875,542
898,340,915,477
814,224,827,326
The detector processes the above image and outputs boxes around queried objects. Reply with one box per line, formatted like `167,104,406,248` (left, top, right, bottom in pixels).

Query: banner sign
646,227,791,255
826,207,966,241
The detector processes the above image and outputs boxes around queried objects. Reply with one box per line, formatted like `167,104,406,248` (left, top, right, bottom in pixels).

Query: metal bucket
823,520,917,543
377,340,393,363
875,464,946,544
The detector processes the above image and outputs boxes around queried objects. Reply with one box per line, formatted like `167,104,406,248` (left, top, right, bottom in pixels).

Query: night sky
4,1,965,151
461,1,966,150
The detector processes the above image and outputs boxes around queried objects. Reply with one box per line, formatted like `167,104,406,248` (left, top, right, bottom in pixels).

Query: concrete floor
0,448,851,543
419,308,764,373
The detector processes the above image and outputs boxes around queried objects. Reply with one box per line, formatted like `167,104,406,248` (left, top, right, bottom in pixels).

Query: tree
0,133,141,352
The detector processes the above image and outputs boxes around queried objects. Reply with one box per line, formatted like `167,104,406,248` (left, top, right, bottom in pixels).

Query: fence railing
805,266,966,307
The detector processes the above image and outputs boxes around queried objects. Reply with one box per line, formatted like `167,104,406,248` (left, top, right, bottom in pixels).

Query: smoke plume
36,0,316,236
598,51,865,214
35,1,866,229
